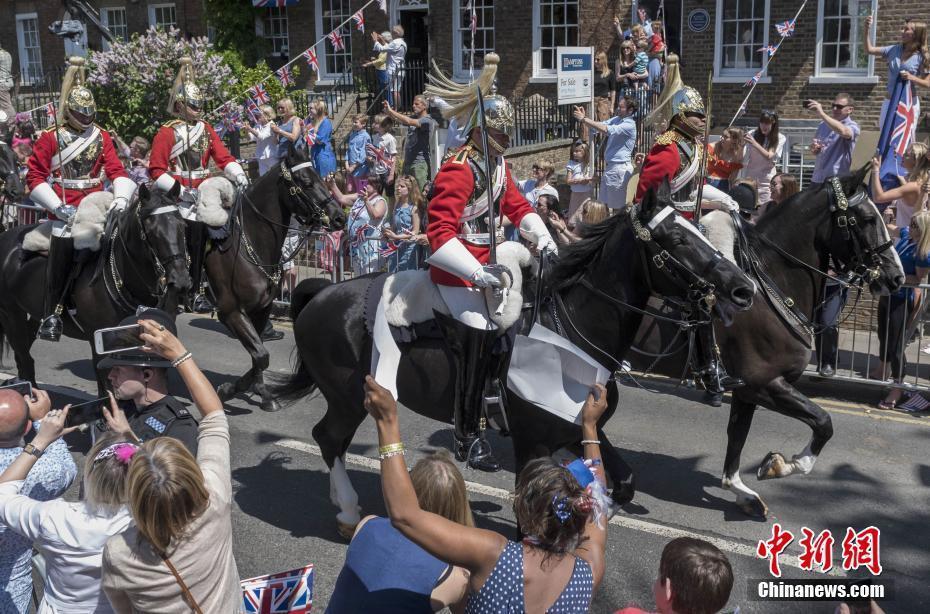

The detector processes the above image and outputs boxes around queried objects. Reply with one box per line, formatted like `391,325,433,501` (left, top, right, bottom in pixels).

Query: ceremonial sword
693,71,713,225
475,85,497,265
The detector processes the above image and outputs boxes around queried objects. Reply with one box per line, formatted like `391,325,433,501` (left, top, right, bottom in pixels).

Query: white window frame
100,7,128,51
452,0,495,81
531,0,580,82
315,0,353,83
810,0,879,84
15,13,43,86
262,7,289,57
713,0,773,84
148,3,177,30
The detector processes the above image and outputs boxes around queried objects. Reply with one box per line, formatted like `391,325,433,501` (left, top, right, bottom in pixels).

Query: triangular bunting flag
328,30,345,52
775,19,795,38
249,83,270,104
276,65,294,87
352,11,365,33
302,48,319,74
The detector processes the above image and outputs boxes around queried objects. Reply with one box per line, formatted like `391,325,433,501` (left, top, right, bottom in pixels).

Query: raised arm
573,385,609,589
807,101,853,139
871,157,920,204
572,106,609,134
363,376,506,575
324,175,359,207
383,101,420,128
862,15,883,57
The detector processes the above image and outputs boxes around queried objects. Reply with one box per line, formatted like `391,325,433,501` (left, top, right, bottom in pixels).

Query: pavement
15,313,930,613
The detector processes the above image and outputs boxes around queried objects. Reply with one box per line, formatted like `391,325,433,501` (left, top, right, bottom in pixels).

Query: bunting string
726,0,808,129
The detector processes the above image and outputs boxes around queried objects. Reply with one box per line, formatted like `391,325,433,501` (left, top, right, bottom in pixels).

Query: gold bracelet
379,449,405,461
378,442,405,455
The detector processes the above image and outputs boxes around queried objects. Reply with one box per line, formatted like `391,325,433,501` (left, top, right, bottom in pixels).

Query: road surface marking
275,438,844,576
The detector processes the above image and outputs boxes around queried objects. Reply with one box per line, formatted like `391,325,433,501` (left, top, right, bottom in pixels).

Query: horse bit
828,176,892,285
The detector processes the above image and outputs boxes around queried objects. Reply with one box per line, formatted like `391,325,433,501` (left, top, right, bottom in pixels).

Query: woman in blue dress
270,98,303,159
308,99,337,177
381,175,424,272
327,174,386,275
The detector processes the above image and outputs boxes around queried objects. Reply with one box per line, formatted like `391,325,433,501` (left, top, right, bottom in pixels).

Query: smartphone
94,324,144,355
0,380,33,399
803,99,815,108
64,397,110,428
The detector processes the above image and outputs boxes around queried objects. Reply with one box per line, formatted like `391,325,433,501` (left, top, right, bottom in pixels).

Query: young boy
616,537,734,614
346,113,372,192
367,113,397,194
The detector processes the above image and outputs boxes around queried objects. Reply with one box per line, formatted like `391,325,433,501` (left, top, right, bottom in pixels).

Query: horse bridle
628,205,723,312
278,160,339,228
107,202,189,308
827,176,893,284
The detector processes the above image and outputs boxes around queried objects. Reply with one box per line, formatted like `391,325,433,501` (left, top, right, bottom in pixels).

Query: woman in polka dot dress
362,375,610,613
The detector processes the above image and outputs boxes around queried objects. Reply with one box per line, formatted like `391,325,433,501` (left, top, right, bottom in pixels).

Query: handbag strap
161,553,205,614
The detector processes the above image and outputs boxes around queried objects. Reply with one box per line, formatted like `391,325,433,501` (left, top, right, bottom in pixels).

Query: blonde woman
554,198,609,243
871,142,930,232
327,450,473,613
864,16,928,133
593,51,615,120
874,211,930,409
244,104,279,176
1,422,135,614
271,97,303,159
308,99,337,176
101,319,240,613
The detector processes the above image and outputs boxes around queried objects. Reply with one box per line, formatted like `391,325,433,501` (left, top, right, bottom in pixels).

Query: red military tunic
26,125,128,219
428,147,534,287
149,119,235,188
635,141,689,217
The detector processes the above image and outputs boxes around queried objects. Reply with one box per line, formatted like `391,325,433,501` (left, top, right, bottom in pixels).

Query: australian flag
876,78,918,192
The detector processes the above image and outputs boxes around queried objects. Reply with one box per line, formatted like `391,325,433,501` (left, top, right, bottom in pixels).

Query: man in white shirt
0,43,14,120
372,26,408,108
0,386,77,611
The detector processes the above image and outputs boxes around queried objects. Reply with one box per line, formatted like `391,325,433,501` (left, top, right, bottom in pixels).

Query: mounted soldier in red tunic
26,56,137,341
422,54,556,471
634,54,744,401
149,57,248,308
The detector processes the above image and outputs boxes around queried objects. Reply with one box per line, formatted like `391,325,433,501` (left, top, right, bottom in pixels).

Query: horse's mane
548,213,629,290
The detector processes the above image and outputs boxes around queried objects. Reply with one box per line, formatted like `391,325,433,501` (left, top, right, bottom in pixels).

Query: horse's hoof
336,519,358,540
216,382,236,402
757,451,791,480
610,482,636,507
261,398,282,413
736,495,769,518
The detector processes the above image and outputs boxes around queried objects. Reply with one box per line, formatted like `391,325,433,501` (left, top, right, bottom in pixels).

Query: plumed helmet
167,57,204,116
646,54,705,137
669,85,705,118
59,57,96,130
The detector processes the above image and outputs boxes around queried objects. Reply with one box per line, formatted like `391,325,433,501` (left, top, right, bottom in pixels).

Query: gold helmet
166,57,205,117
425,53,514,154
646,54,706,139
59,57,96,130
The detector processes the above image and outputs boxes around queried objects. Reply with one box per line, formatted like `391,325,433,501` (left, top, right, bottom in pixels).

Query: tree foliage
204,0,269,65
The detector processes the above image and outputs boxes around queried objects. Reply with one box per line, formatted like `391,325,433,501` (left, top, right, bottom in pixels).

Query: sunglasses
832,103,850,110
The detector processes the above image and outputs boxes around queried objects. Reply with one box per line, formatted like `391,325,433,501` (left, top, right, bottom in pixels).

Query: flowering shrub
88,27,233,140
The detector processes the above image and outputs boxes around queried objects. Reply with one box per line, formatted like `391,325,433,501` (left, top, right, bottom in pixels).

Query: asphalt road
15,313,929,613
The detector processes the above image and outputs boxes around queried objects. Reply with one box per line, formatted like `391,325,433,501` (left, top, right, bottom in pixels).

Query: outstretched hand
364,375,398,423
581,383,609,427
138,319,187,362
33,405,78,448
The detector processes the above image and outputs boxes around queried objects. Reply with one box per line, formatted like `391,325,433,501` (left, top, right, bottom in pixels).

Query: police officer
96,309,199,454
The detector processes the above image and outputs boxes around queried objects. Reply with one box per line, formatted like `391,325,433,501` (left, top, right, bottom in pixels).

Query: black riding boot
187,222,212,313
694,322,743,395
38,235,74,342
435,311,501,472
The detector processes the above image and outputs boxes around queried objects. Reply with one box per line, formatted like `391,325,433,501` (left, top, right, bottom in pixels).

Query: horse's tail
289,278,332,321
269,278,332,404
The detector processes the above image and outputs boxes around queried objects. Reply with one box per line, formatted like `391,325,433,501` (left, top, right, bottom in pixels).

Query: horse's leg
311,400,367,538
721,396,768,518
246,307,278,413
0,310,38,384
754,377,833,481
598,428,636,508
216,309,279,411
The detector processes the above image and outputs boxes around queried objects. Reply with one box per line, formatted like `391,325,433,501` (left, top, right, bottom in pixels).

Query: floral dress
348,194,385,275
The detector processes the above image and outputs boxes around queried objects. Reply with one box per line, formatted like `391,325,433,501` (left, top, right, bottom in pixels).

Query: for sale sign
557,47,593,106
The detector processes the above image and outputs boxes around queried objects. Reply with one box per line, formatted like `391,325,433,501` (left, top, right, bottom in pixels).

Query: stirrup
38,313,63,342
454,435,502,472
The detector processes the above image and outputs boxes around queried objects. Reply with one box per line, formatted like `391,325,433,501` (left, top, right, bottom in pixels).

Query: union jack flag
890,81,917,157
249,83,270,105
241,564,314,614
251,0,299,7
744,72,763,87
276,66,294,87
775,19,795,38
305,127,318,147
352,11,365,33
45,102,56,121
245,99,261,123
302,48,319,74
757,44,778,57
328,30,345,52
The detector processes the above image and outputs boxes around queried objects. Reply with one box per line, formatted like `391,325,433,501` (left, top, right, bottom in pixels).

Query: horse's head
279,145,346,231
137,183,192,313
821,166,905,293
635,179,755,322
0,143,24,203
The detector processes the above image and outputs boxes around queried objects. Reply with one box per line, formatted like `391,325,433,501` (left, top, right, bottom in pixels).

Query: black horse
204,145,346,412
630,169,905,517
273,180,756,535
0,184,191,391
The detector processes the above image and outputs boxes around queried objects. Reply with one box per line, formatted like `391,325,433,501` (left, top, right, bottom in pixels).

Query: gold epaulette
444,145,474,166
655,130,689,147
165,119,185,128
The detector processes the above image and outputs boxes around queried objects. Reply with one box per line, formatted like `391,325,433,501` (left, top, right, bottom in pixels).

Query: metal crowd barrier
808,282,930,393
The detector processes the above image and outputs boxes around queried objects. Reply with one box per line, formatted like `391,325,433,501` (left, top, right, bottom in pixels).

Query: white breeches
438,285,497,330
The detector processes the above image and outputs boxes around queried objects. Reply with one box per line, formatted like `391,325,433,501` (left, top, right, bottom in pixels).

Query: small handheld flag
241,564,314,614
45,102,56,121
249,84,270,105
305,127,318,147
757,45,778,57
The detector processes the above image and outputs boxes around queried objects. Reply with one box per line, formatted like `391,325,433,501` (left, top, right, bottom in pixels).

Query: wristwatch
22,443,44,459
